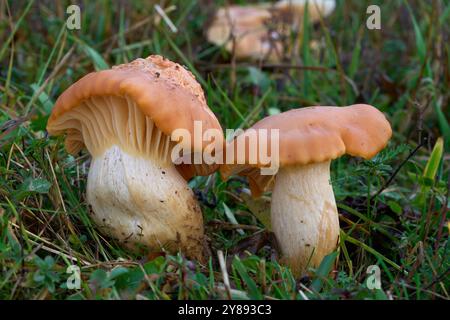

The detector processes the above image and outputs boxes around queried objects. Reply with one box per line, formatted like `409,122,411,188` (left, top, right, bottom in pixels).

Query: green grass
0,0,448,300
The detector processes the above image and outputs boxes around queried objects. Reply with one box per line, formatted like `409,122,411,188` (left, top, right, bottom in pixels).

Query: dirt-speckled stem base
87,145,204,261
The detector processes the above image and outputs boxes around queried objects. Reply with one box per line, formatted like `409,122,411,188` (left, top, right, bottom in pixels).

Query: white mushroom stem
87,145,204,260
271,160,340,275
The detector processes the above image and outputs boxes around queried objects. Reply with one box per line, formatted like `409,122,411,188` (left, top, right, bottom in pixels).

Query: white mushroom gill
49,96,204,259
271,160,340,275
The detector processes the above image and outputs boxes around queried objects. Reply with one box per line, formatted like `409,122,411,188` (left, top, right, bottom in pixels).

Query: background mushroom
206,5,280,61
206,0,336,61
220,105,392,275
275,0,336,29
47,55,223,260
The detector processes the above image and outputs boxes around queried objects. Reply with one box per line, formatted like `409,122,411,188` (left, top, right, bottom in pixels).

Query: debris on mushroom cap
220,104,392,196
206,0,336,61
47,54,223,178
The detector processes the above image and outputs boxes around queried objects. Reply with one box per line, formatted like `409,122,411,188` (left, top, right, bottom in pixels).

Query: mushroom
220,105,392,274
274,0,336,29
206,5,281,61
206,0,336,61
47,55,223,260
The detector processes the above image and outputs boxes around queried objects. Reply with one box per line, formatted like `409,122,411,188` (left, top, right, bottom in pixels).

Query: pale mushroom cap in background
206,0,336,61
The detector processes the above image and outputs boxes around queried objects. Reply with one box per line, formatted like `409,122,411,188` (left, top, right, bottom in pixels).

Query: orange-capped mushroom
220,104,392,274
47,55,223,260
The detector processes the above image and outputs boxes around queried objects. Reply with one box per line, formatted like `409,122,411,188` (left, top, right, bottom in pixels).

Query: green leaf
387,200,402,215
109,266,129,279
143,256,166,273
21,177,51,194
433,101,450,150
33,272,45,283
30,84,54,114
232,257,263,300
310,251,338,292
16,178,51,200
417,137,444,206
77,41,109,71
30,114,50,132
246,67,270,92
423,137,444,180
348,34,362,79
405,1,426,63
89,269,115,289
116,273,143,292
374,289,389,300
222,203,244,235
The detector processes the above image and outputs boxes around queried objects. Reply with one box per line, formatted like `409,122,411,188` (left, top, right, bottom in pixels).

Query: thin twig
154,4,178,33
396,281,448,300
371,140,425,201
217,250,232,299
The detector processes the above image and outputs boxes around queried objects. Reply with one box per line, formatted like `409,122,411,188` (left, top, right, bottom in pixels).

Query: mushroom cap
206,0,336,61
207,5,272,46
47,55,223,178
206,5,282,61
220,104,392,196
275,0,336,23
